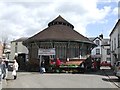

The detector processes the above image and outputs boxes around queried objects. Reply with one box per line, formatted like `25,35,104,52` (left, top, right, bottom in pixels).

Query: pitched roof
109,19,120,36
102,39,110,45
49,15,70,24
24,16,94,44
11,37,28,42
48,15,74,29
90,37,102,41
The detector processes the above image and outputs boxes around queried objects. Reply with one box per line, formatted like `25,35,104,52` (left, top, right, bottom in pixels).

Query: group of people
40,58,61,74
0,56,19,81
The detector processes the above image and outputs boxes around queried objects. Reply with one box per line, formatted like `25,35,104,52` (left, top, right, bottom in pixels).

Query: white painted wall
91,38,102,57
10,41,28,60
91,37,110,63
91,46,101,55
110,25,118,66
101,45,110,62
118,21,120,63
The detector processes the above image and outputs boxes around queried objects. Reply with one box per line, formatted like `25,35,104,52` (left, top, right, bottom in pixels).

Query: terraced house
110,19,120,67
89,35,110,63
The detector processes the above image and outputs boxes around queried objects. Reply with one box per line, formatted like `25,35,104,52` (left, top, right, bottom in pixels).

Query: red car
100,61,111,67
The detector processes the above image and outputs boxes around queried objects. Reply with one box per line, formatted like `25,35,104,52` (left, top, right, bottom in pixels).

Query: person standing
12,59,19,79
1,59,6,79
40,60,45,74
55,58,61,72
56,58,61,67
2,56,8,79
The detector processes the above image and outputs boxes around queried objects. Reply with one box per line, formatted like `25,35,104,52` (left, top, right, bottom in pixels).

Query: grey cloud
56,3,87,15
0,1,117,42
12,2,52,8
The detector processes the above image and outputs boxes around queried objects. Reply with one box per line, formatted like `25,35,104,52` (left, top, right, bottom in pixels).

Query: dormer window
48,15,74,29
96,40,100,45
59,22,62,24
67,24,69,26
63,23,66,25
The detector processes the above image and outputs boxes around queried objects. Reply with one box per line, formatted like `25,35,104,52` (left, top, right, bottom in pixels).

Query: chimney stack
99,34,103,39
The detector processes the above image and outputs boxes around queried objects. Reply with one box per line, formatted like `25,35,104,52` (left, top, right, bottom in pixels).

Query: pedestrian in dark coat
0,57,2,82
1,59,6,79
40,60,45,74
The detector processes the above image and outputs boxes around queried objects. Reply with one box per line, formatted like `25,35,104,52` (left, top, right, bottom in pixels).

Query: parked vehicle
100,61,111,67
114,61,120,79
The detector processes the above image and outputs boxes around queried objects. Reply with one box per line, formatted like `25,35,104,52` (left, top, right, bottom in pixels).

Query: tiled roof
24,16,94,44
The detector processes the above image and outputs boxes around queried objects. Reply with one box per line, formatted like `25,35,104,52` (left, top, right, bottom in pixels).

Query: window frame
96,49,100,55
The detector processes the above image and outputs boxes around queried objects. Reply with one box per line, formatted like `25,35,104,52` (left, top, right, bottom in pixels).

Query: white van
114,61,120,79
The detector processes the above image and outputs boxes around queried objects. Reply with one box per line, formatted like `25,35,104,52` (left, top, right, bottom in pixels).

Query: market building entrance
42,55,50,72
38,48,55,72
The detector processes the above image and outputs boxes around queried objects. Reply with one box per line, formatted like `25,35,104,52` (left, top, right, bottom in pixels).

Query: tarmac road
1,68,118,89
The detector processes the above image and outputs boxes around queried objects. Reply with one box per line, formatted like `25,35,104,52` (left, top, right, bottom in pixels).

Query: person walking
12,59,19,80
0,57,2,82
1,59,6,80
40,60,45,74
2,56,8,79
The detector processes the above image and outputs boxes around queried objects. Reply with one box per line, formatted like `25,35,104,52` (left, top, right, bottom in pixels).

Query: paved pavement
0,66,119,89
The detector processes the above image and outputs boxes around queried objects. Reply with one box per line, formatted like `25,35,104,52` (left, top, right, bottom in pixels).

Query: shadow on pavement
102,78,120,83
6,78,14,81
83,67,115,76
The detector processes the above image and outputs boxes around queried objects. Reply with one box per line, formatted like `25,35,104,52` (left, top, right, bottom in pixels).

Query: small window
116,62,120,66
59,22,62,24
67,24,69,26
107,49,110,55
114,38,116,50
63,23,66,25
118,34,120,47
15,47,17,53
106,58,110,61
15,42,18,45
96,49,100,55
54,22,57,25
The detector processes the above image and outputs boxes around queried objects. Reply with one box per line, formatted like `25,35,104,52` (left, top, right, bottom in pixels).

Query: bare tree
1,35,8,54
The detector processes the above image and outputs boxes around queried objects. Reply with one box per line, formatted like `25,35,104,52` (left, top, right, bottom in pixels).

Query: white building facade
10,37,28,70
90,35,110,63
91,37,102,61
110,19,120,67
101,44,110,62
119,20,120,63
10,37,28,60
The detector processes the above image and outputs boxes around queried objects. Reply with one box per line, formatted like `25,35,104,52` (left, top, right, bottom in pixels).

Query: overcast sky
0,0,119,42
